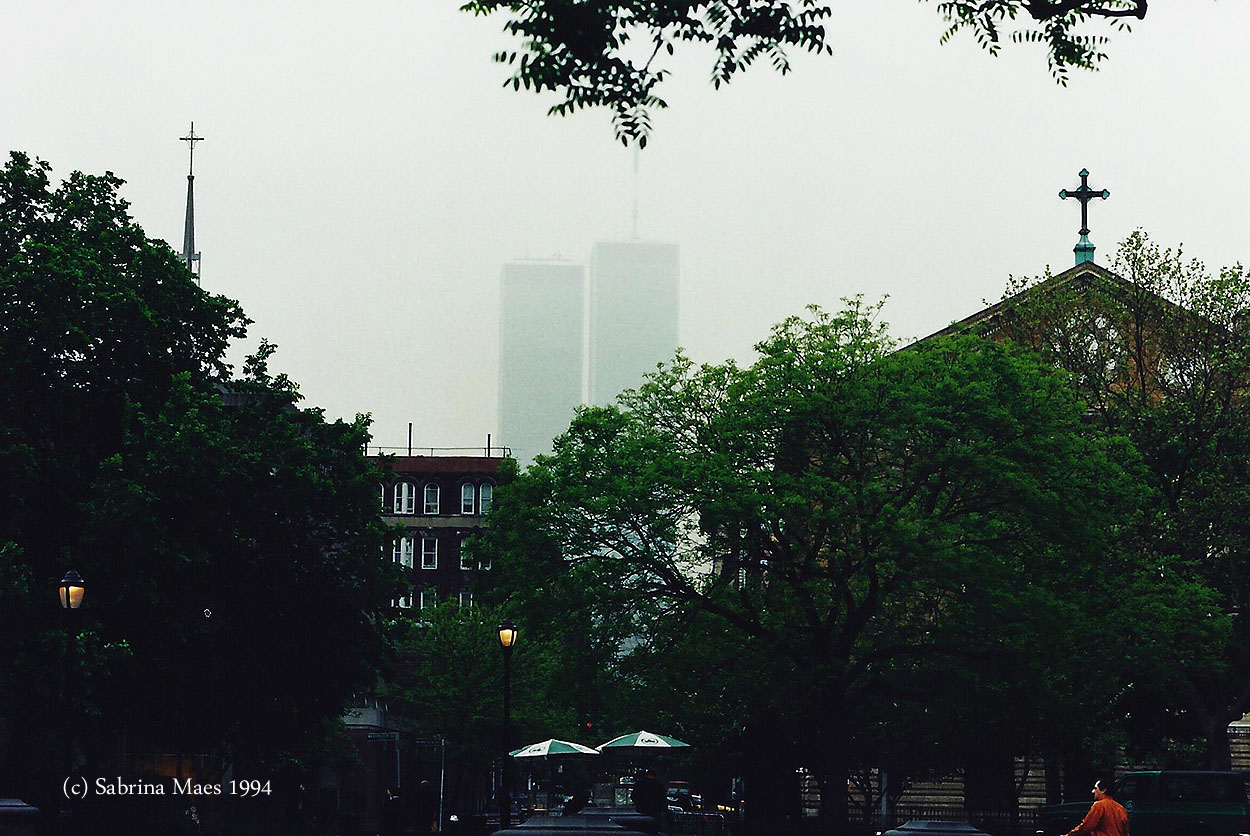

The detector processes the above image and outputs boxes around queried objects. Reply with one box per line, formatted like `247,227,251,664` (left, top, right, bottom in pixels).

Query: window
460,549,473,571
479,555,492,571
379,483,386,511
1160,773,1242,802
1160,352,1211,392
459,590,473,608
393,536,414,568
393,482,415,514
480,483,493,514
1059,312,1120,384
419,590,434,611
424,483,440,515
422,537,438,569
461,483,475,515
398,590,413,609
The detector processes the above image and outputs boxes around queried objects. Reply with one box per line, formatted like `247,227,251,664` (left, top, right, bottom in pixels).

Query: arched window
480,483,494,514
393,536,414,568
1160,351,1211,392
393,482,416,515
424,483,440,515
379,483,386,511
461,483,475,515
1060,312,1121,384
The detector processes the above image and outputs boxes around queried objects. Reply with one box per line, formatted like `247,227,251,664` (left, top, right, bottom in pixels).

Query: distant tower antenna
180,122,204,282
631,147,640,240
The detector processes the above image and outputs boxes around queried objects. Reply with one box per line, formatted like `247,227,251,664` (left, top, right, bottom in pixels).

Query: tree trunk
1044,756,1062,804
1204,710,1233,771
816,710,852,835
964,740,1018,836
963,747,1017,813
1061,755,1098,802
1188,682,1235,771
741,731,801,824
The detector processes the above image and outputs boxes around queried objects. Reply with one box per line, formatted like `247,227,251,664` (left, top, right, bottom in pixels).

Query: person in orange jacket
1064,779,1130,836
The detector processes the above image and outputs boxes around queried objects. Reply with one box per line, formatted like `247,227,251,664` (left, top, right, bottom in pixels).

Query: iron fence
670,810,729,835
846,804,1040,836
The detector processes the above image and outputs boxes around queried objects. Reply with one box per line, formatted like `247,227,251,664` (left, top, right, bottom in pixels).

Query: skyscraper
588,241,679,405
498,260,585,464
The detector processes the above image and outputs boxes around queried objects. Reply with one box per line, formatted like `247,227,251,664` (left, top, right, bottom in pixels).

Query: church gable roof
905,256,1247,411
917,261,1129,345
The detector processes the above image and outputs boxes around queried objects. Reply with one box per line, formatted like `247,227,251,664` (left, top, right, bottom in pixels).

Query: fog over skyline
5,2,1248,453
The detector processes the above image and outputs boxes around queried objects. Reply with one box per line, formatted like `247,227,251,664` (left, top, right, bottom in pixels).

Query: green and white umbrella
596,730,691,750
510,738,600,758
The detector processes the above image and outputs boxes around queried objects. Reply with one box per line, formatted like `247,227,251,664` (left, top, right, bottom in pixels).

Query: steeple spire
1059,168,1109,265
180,122,204,282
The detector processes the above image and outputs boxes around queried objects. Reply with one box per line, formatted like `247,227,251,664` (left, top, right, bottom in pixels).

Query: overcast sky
5,2,1248,453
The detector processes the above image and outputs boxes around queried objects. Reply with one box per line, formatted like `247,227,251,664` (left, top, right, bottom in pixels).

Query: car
666,781,699,812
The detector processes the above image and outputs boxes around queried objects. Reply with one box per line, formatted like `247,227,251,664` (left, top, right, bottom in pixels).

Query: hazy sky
5,2,1248,453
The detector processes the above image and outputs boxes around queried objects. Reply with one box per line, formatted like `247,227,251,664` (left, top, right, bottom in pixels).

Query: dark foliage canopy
0,151,394,805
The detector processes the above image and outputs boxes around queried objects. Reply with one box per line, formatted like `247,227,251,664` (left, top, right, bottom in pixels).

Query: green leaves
462,0,832,145
480,298,1144,819
933,1,1141,84
464,1,1150,144
993,231,1250,767
0,152,393,799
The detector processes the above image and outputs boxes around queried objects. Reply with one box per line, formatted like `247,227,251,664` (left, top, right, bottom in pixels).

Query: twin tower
498,241,680,464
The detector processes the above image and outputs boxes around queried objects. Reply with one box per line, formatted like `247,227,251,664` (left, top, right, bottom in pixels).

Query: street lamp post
59,570,86,823
59,570,86,611
498,620,518,829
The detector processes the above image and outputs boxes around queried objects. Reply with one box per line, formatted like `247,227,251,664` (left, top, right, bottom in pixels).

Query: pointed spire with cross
1059,168,1109,265
180,122,204,281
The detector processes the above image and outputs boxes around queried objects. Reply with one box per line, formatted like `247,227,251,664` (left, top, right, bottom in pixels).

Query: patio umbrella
596,730,691,750
510,739,599,813
510,738,600,758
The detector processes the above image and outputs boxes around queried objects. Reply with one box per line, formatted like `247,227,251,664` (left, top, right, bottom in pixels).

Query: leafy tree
994,231,1250,770
477,300,1140,828
0,151,394,813
82,345,395,772
461,0,1148,144
383,601,590,815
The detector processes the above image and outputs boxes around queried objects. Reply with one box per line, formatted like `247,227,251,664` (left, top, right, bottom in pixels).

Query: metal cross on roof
1059,168,1109,265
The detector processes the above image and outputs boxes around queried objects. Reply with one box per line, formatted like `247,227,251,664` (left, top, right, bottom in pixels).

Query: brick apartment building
375,452,504,612
332,451,505,830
